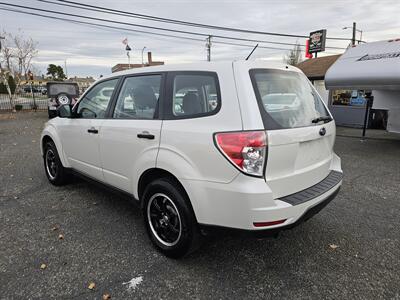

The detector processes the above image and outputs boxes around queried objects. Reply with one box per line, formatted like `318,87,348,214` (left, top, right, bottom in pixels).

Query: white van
41,61,343,258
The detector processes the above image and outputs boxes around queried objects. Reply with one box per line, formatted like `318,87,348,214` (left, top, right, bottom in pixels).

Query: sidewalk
336,126,400,141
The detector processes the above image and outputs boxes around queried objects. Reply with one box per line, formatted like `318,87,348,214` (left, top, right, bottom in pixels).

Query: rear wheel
142,178,200,258
43,141,68,186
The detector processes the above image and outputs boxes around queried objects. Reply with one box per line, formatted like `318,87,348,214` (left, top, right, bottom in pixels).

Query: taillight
214,130,267,177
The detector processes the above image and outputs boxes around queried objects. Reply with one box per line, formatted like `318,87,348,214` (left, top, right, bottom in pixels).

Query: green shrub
15,104,23,111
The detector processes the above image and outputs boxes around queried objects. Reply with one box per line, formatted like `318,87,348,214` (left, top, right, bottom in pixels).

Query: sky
1,0,400,78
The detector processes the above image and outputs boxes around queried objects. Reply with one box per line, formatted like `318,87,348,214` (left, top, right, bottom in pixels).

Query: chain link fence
0,84,49,111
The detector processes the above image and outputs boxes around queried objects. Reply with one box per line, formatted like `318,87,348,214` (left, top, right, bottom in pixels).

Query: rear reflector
214,130,267,177
253,219,287,227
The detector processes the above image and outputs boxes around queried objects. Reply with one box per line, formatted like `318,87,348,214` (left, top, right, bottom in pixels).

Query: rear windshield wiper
311,116,332,123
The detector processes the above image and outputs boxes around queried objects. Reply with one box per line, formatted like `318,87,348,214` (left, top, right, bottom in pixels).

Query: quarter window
170,73,220,118
76,79,118,118
113,75,162,119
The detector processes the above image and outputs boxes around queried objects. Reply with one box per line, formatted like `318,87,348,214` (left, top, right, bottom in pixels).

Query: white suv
41,61,342,258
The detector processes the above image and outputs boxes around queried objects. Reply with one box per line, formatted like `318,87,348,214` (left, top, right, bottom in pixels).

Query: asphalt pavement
0,112,399,299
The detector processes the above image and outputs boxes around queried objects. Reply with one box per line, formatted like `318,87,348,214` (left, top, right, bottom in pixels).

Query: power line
40,0,338,49
0,2,347,50
41,0,351,41
0,7,301,53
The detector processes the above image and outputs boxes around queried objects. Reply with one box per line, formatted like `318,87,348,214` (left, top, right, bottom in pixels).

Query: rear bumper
199,186,340,237
180,156,342,231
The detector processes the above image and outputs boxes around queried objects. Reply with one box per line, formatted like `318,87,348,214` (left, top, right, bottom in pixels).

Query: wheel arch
40,126,69,167
137,168,198,222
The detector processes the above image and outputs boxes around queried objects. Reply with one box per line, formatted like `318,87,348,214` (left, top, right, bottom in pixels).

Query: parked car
40,61,343,258
23,86,40,93
37,86,47,95
46,82,80,118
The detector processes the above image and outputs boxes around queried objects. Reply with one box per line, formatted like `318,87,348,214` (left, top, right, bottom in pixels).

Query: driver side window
77,79,119,118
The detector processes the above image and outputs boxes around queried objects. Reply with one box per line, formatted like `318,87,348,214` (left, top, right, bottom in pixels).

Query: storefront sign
309,29,327,53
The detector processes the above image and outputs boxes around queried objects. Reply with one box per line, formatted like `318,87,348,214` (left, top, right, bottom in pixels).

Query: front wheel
142,178,200,258
43,141,68,186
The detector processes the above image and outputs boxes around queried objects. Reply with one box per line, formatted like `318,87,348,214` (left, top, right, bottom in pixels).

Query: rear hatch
250,68,335,199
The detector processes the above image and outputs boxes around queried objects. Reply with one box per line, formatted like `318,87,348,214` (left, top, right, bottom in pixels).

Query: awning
325,39,400,90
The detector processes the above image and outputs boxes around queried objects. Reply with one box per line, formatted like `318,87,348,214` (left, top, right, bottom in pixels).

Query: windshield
250,69,330,129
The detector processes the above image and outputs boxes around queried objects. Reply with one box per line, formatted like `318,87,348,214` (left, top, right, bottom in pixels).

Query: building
21,75,48,86
296,54,341,106
298,39,400,133
297,54,372,129
21,75,95,92
325,39,400,133
65,76,96,92
111,52,164,73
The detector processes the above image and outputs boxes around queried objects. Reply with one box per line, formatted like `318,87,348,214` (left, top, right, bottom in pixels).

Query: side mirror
57,104,73,118
80,107,97,119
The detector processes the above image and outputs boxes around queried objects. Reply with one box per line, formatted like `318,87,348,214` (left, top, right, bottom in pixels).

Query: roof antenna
245,44,259,60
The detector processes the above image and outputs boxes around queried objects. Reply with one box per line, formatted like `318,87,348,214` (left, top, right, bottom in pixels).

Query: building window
331,90,367,107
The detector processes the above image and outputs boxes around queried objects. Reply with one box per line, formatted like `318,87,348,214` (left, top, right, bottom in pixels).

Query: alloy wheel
147,193,182,247
45,149,58,180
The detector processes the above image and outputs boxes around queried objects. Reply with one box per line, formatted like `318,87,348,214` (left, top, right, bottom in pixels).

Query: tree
284,43,303,66
46,64,66,81
0,75,16,94
0,29,38,109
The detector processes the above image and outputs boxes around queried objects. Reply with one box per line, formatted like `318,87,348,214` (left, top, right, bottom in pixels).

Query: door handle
87,127,98,134
137,132,155,140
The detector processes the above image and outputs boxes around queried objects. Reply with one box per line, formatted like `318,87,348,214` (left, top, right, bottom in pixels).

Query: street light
141,46,147,67
343,26,363,44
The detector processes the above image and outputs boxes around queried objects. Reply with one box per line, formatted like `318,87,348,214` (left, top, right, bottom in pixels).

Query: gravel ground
0,111,399,299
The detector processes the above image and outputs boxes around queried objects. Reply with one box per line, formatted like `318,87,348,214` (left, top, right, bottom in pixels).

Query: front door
99,74,164,194
58,78,119,181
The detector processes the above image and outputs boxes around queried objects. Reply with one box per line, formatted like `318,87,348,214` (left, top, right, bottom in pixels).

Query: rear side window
165,72,221,119
113,75,162,119
250,69,330,129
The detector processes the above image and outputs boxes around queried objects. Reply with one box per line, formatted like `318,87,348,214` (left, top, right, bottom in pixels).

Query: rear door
99,74,164,193
248,67,336,198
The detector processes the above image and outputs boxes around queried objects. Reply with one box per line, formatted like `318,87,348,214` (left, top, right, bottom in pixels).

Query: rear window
250,69,330,129
47,83,79,97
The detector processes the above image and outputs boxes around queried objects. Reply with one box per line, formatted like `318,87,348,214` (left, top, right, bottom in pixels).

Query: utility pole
141,46,146,67
0,36,4,71
352,22,356,46
64,59,68,79
206,35,212,61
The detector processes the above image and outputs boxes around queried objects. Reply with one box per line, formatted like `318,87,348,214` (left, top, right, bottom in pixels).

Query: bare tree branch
0,29,38,109
284,43,303,66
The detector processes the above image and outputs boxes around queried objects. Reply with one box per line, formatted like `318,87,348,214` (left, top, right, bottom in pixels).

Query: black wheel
142,178,200,258
43,141,68,186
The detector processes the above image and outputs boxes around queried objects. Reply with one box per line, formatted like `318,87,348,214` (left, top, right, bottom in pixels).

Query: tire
43,141,68,186
142,178,201,258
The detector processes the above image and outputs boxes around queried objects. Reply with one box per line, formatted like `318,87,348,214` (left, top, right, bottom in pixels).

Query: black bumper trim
278,170,343,206
199,187,340,238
